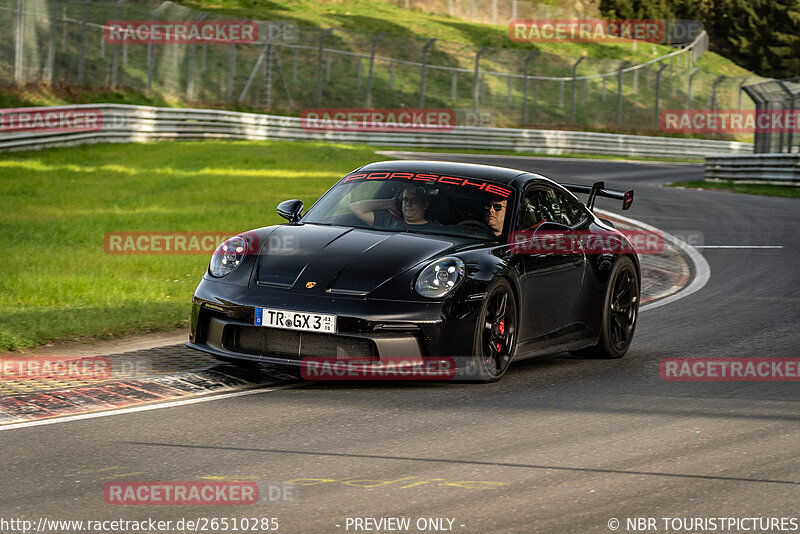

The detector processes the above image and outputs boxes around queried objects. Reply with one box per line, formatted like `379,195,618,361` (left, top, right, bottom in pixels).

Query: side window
520,185,587,229
552,189,587,227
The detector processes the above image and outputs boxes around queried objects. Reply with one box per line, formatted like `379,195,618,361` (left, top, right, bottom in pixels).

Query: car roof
355,160,545,187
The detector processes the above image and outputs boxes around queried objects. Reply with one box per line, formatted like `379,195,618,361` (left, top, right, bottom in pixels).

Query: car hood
254,224,461,295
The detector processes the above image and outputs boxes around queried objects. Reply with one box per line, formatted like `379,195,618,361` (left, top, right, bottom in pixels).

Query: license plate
254,307,337,334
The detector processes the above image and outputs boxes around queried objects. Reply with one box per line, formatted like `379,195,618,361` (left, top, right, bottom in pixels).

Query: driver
350,185,437,229
483,198,507,237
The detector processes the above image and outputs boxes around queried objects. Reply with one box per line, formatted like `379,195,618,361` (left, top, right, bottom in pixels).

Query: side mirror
277,199,303,223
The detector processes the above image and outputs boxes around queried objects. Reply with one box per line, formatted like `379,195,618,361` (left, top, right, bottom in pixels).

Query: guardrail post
365,32,384,107
451,71,456,102
687,67,700,110
111,0,125,87
48,0,56,84
472,46,488,114
522,50,537,123
419,38,436,108
559,80,564,107
78,0,88,84
570,56,584,122
653,62,669,128
292,49,298,82
315,28,332,107
616,61,629,127
507,77,512,104
469,0,475,20
492,0,497,25
389,61,394,89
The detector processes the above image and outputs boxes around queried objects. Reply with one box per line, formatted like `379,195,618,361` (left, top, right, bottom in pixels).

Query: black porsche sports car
188,160,640,382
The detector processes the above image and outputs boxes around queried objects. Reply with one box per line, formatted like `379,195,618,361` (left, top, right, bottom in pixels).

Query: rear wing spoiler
562,181,633,211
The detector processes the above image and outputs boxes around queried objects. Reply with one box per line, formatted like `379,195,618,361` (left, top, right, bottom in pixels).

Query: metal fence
743,78,800,154
1,0,762,137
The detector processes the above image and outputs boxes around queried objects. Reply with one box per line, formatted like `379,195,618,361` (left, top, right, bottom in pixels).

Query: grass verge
382,147,703,164
667,180,800,198
0,140,385,352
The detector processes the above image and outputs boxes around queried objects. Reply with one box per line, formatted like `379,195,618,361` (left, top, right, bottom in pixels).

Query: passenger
350,186,439,229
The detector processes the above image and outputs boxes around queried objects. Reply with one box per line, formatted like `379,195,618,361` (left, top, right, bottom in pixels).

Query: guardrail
0,104,752,158
705,154,800,182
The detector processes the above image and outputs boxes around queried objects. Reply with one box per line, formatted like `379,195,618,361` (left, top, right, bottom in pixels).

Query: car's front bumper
188,278,483,369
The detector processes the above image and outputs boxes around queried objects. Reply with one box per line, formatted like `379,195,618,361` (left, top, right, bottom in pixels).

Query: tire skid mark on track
0,366,296,428
597,209,711,312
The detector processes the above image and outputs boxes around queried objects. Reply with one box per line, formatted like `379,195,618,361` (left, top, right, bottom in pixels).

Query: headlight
414,257,465,298
209,235,248,277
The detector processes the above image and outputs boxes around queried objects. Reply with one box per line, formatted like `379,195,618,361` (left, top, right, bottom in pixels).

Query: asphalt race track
1,156,798,534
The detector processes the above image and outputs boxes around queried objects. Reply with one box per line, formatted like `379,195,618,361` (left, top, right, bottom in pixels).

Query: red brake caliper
498,319,505,335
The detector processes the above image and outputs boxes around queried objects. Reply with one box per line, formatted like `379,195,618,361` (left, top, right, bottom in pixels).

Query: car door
514,183,588,342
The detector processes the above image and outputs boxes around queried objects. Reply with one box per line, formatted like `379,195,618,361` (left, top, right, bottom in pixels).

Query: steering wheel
458,219,496,236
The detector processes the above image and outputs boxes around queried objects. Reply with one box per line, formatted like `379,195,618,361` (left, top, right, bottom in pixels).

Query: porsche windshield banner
340,171,513,198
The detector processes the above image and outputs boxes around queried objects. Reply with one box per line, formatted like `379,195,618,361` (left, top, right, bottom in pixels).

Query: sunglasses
484,203,504,212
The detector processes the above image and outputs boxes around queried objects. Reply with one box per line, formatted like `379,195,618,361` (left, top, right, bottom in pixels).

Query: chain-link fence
0,0,762,138
387,0,588,27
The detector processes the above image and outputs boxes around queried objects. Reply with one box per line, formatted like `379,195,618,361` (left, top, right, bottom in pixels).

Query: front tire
576,256,639,359
471,278,518,382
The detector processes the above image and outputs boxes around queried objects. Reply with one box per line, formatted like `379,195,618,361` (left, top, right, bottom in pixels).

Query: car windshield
302,173,515,241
